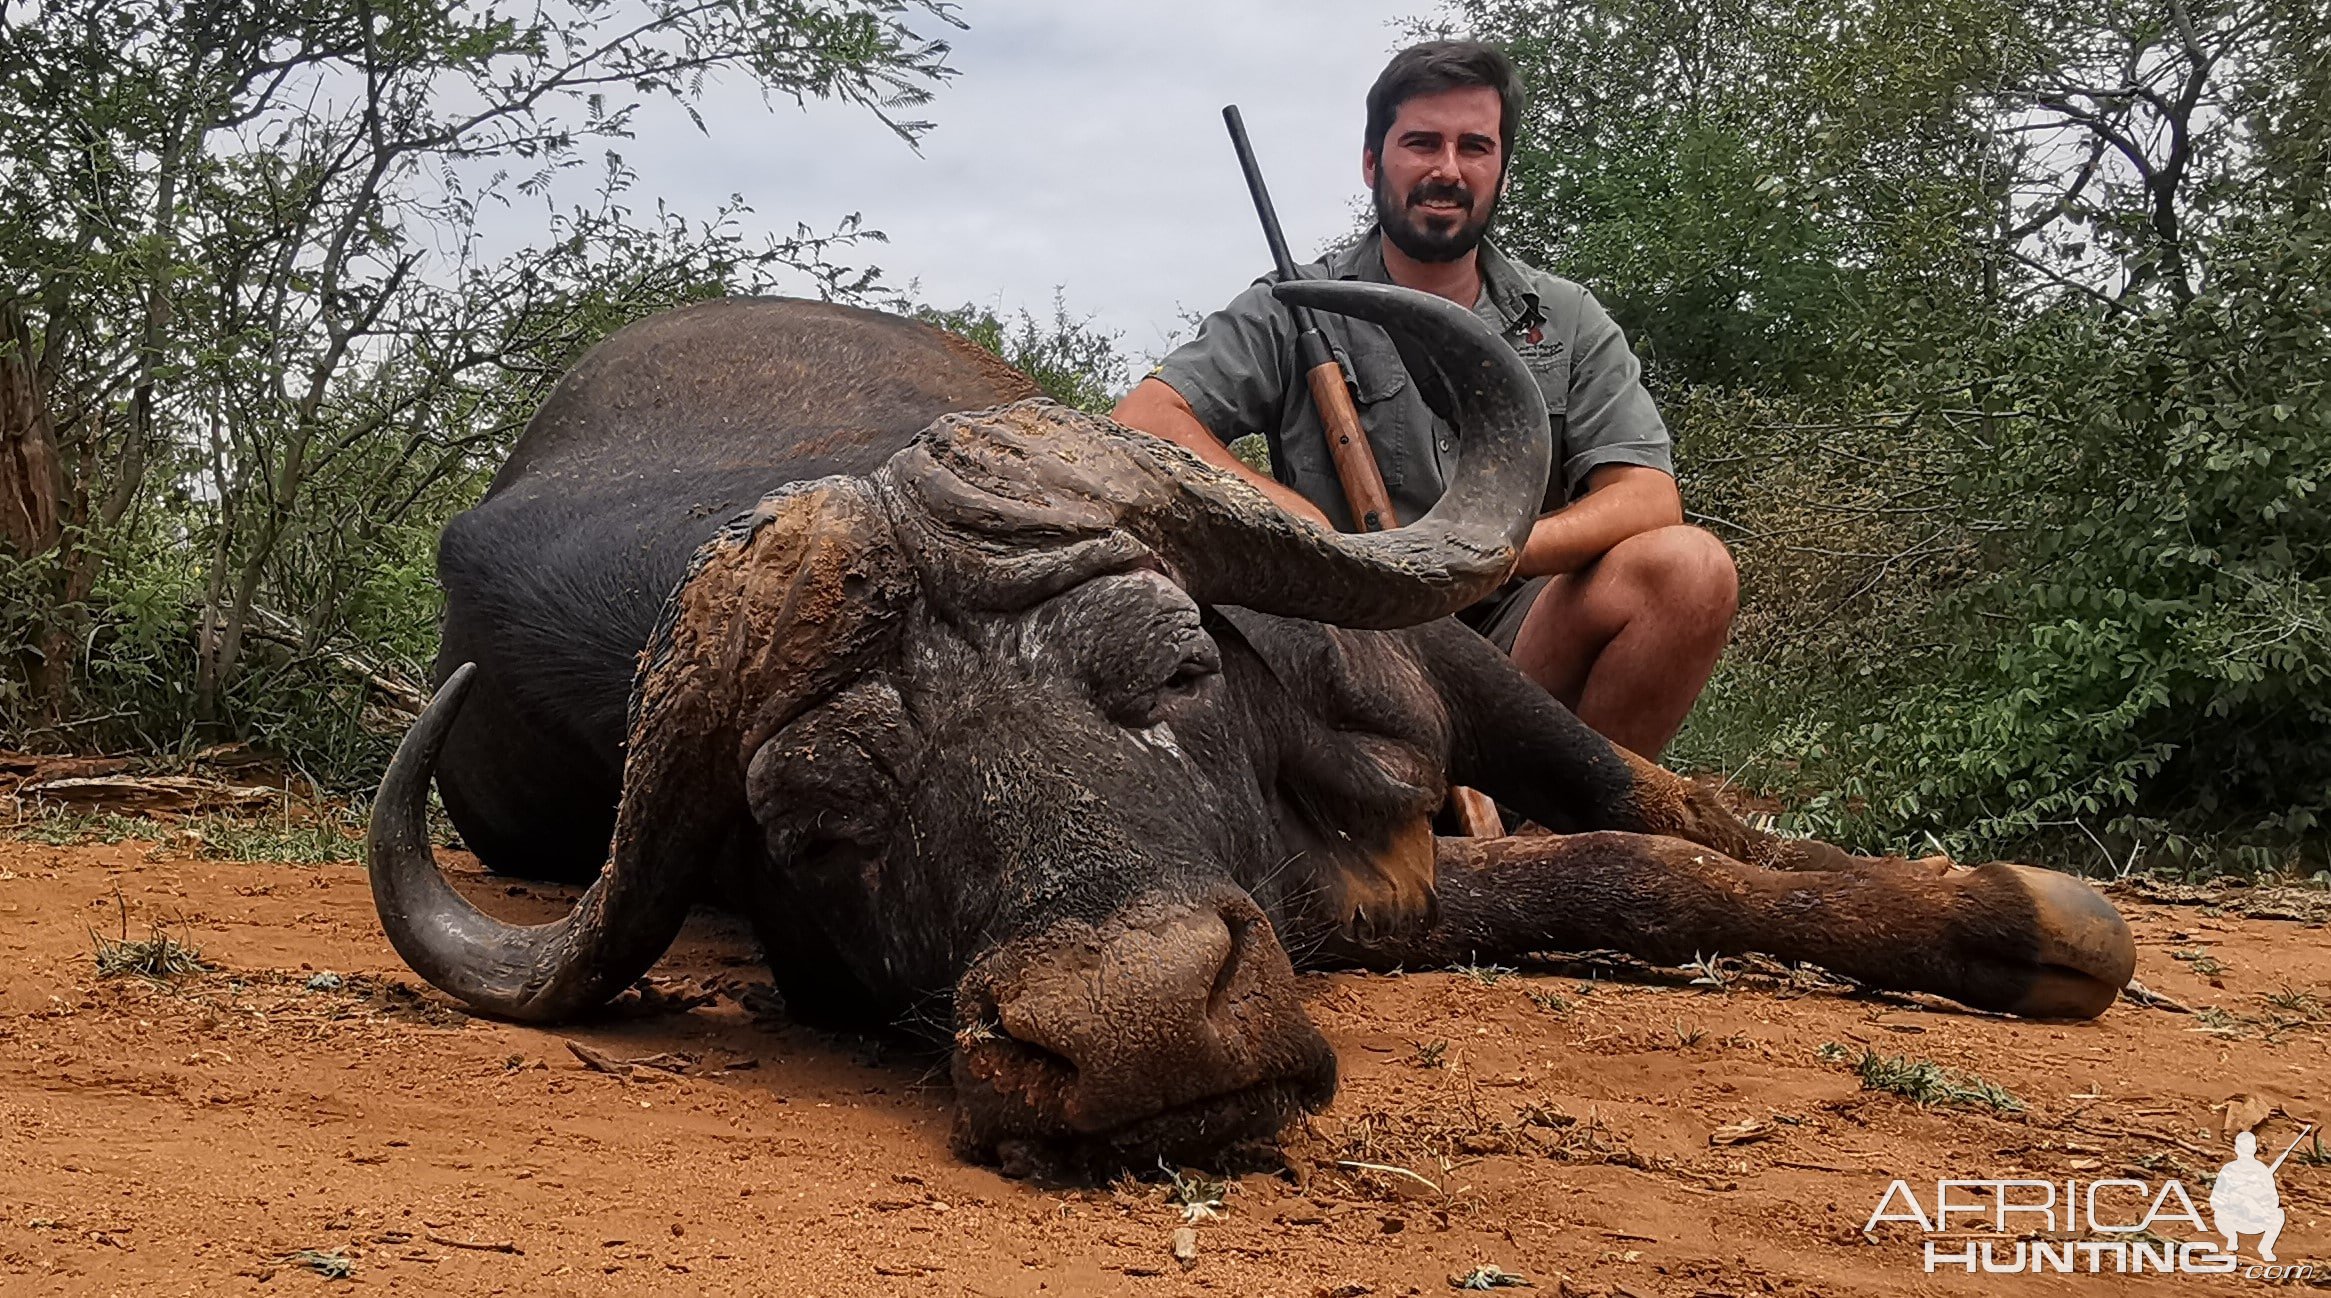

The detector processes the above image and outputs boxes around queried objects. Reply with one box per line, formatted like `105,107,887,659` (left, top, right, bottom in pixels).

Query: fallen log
18,773,284,815
0,752,141,788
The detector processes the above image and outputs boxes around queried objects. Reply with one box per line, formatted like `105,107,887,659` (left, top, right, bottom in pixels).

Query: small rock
305,971,344,992
2221,1092,2273,1136
1171,1226,1198,1269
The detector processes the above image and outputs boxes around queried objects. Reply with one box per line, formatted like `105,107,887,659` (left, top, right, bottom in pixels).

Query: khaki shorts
1456,575,1553,653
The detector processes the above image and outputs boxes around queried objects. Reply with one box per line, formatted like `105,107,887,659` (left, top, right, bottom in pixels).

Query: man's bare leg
1507,524,1736,758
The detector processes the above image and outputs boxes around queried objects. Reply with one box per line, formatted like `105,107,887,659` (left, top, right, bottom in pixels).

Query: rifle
2267,1124,2316,1174
1222,106,1503,839
1221,104,1397,534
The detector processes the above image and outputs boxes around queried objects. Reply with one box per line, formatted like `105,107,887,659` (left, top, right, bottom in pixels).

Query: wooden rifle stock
1302,359,1397,531
1223,104,1398,533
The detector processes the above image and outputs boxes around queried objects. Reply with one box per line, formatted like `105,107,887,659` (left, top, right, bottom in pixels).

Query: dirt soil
1,836,2325,1297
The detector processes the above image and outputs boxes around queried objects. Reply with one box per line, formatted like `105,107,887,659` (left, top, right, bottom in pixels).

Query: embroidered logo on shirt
1514,334,1566,371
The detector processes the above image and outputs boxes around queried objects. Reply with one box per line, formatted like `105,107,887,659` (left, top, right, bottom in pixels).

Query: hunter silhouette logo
1864,1122,2318,1279
2213,1127,2307,1261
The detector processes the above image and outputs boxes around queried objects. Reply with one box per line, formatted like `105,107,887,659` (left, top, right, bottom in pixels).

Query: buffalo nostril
1206,908,1252,1020
959,896,1334,1138
951,897,1337,1161
992,1026,1080,1082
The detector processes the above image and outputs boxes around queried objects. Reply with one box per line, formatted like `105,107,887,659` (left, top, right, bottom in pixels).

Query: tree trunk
0,299,63,558
30,504,100,729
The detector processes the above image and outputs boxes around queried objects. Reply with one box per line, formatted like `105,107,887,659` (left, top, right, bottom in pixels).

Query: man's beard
1374,171,1499,263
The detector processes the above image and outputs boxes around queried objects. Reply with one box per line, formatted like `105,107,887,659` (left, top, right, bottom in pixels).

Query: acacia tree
1993,0,2275,307
0,0,960,733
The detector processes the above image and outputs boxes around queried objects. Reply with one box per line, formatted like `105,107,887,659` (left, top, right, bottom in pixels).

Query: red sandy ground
0,836,2324,1296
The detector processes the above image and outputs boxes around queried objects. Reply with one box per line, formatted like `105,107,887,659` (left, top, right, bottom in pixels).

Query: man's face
1365,85,1505,264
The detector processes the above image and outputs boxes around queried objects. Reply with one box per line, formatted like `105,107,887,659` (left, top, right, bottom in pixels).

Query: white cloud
476,1,1434,365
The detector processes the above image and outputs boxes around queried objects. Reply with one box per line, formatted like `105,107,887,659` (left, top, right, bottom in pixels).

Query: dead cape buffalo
368,283,2136,1173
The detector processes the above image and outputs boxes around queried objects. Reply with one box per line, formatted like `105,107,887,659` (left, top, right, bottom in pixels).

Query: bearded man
1111,40,1735,759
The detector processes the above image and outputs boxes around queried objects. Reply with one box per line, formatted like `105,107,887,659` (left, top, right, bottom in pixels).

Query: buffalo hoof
1968,862,2137,1019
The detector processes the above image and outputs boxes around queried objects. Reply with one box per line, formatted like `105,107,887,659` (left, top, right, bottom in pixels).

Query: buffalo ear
738,672,919,1007
744,673,917,863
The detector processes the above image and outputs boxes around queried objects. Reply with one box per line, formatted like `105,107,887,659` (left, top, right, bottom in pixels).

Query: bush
908,293,1132,413
1676,216,2331,875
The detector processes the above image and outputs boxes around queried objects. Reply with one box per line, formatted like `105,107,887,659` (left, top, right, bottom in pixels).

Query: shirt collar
1331,226,1545,333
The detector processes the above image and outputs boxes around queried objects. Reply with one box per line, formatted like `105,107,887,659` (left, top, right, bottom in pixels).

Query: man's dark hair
1364,40,1525,165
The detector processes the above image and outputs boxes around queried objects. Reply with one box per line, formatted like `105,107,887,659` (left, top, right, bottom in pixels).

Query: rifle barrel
1219,104,1398,532
2267,1123,2315,1174
1222,105,1303,287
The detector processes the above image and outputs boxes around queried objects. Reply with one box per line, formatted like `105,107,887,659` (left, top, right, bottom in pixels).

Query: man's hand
1111,378,1336,529
1514,464,1683,578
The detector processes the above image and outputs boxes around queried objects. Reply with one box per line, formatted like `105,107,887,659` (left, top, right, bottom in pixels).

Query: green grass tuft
1453,962,1518,987
1839,1046,2022,1111
1159,1161,1228,1222
91,921,210,981
87,889,211,982
1523,986,1570,1014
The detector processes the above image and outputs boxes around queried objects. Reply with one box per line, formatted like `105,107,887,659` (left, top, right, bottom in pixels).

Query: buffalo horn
369,481,900,1023
367,662,717,1020
1164,279,1551,628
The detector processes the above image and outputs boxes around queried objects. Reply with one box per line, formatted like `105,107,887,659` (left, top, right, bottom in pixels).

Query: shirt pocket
1336,325,1432,515
1329,322,1411,407
1514,337,1574,506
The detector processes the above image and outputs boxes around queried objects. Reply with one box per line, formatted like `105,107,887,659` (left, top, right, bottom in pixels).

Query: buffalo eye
1162,639,1221,695
1107,633,1220,729
1046,570,1221,727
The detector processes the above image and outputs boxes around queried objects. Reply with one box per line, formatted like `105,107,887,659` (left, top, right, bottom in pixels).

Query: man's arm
1513,464,1681,577
1514,280,1680,579
1112,377,1336,529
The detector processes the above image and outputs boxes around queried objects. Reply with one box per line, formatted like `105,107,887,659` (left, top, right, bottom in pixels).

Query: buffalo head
368,281,1551,1172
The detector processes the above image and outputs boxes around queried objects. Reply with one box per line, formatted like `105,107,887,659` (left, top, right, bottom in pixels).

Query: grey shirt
1155,227,1672,532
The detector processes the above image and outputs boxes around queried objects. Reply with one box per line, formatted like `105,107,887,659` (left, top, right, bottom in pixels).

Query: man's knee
1612,525,1738,630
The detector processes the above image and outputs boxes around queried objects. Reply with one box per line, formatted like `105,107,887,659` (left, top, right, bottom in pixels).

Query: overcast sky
481,1,1440,367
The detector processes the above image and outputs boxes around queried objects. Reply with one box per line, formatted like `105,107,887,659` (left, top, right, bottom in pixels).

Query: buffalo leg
1419,621,1933,872
1331,831,2135,1019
